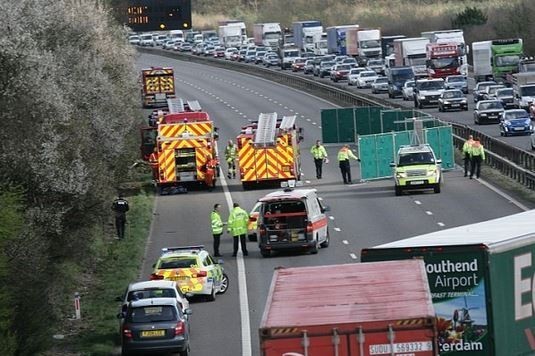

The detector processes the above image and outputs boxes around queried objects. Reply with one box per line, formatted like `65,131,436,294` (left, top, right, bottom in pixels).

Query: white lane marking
305,180,311,184
349,253,358,260
306,118,311,122
284,106,289,109
334,227,341,232
220,174,251,356
318,126,322,129
342,240,348,245
329,216,334,220
425,211,433,215
414,200,421,205
476,177,529,211
438,222,445,227
317,197,323,201
138,196,159,280
312,122,317,125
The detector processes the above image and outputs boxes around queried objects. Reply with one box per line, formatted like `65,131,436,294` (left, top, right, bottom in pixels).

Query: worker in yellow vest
337,144,360,184
227,202,249,257
462,135,474,177
469,138,485,179
310,140,328,179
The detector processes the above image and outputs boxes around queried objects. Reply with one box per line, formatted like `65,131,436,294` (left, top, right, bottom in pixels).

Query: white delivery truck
218,25,242,48
393,37,430,78
253,23,282,48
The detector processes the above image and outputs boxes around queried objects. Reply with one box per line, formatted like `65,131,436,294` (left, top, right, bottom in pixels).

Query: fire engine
237,113,302,189
140,98,218,194
426,43,462,78
140,67,176,108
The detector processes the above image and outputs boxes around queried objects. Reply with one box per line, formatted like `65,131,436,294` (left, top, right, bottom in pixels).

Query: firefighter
204,153,218,191
211,204,226,257
337,144,360,184
224,139,237,179
310,140,328,179
111,194,129,239
462,135,474,177
227,202,249,257
149,147,159,181
469,138,485,179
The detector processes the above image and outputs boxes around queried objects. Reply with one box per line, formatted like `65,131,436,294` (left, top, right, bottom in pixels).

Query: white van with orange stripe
256,186,329,257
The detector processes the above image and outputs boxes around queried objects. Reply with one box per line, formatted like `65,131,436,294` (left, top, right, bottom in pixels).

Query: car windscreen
263,200,306,216
127,288,177,301
398,152,435,166
375,77,388,83
418,81,444,90
479,102,503,110
405,81,415,88
443,91,463,99
361,72,376,77
505,111,529,120
158,257,198,269
447,76,465,83
128,305,177,323
321,61,335,68
496,89,513,96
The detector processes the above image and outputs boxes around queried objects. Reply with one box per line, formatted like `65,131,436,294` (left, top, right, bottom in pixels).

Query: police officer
112,194,129,239
462,135,474,177
310,140,328,179
211,204,226,257
469,138,485,179
337,144,360,184
224,140,237,179
227,202,249,257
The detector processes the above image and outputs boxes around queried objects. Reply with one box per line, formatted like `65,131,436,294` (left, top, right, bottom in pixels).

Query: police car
150,246,228,301
390,144,442,196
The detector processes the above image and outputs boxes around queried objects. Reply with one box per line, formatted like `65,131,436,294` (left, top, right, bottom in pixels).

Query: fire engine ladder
253,112,278,147
279,115,296,131
167,98,185,113
186,100,202,111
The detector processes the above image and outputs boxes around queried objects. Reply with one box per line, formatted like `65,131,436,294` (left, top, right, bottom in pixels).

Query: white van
256,187,329,257
139,33,154,47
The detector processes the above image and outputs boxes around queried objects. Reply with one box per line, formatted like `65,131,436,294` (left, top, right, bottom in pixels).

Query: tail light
196,270,207,277
150,273,164,280
306,221,313,233
259,224,267,237
175,321,185,335
123,327,133,339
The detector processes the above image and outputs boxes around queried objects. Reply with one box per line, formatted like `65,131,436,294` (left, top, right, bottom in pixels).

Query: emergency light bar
161,245,205,254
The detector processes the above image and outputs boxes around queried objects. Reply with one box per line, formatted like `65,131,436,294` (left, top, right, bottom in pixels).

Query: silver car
402,80,416,101
371,77,389,94
444,75,468,94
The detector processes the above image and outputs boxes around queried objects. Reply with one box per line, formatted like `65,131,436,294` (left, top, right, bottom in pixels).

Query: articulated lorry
394,37,430,78
362,209,535,356
218,25,242,48
421,30,468,74
426,43,462,78
472,39,523,83
292,20,323,53
381,35,405,58
253,23,282,48
218,20,247,43
346,28,382,66
259,261,438,356
326,25,359,55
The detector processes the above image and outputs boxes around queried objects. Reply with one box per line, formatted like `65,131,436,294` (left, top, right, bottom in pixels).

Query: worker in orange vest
204,153,218,191
149,148,159,181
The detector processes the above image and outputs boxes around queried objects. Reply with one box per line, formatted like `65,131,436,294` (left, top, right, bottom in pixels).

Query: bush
452,6,487,27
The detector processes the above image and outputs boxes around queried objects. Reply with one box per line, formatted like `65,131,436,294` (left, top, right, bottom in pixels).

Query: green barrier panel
338,108,356,143
381,110,422,133
355,106,385,135
425,126,455,169
376,133,395,177
321,109,339,144
359,135,379,180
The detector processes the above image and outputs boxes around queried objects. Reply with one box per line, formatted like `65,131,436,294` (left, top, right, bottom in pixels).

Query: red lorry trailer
426,43,461,78
259,261,438,356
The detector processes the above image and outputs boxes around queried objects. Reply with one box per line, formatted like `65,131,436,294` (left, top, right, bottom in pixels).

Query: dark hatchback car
473,100,504,125
473,81,497,102
119,298,192,356
438,89,468,112
495,88,516,109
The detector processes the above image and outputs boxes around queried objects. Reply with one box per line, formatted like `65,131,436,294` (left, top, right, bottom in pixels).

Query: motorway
136,52,525,355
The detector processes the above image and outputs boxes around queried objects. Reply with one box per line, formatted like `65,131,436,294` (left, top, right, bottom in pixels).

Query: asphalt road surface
134,52,525,356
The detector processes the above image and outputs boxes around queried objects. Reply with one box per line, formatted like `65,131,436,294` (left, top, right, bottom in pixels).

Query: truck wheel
260,248,271,258
395,186,402,196
434,184,441,194
320,230,330,248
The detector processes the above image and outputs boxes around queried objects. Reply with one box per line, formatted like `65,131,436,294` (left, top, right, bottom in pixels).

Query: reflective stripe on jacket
310,145,327,159
227,207,248,236
225,145,237,161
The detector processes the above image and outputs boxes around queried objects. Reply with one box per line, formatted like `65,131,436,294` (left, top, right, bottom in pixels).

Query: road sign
123,0,192,32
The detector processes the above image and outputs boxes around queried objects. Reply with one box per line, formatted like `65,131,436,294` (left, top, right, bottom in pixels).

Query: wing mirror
389,162,396,167
436,159,442,165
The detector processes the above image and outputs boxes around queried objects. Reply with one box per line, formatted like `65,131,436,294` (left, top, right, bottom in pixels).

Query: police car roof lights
161,245,205,254
280,179,303,191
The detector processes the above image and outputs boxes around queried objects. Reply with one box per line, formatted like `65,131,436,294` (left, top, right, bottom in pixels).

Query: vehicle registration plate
141,329,165,338
170,276,187,281
155,93,166,101
409,180,424,185
514,127,524,131
451,104,459,107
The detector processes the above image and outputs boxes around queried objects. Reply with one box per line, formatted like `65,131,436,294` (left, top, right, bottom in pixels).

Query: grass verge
68,191,154,355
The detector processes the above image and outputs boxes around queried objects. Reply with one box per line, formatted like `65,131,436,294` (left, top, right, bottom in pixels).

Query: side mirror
115,296,123,302
117,312,125,319
185,292,194,298
152,263,156,268
184,308,193,316
389,162,396,167
217,259,224,265
320,205,330,213
436,159,442,165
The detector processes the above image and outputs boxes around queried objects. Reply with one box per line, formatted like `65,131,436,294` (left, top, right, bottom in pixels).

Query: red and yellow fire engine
237,113,301,189
140,67,176,108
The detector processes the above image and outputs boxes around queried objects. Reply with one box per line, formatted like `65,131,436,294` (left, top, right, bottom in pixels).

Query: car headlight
480,113,487,117
461,99,467,104
418,95,425,100
525,119,531,125
443,100,450,104
505,121,512,126
427,169,437,176
396,172,407,178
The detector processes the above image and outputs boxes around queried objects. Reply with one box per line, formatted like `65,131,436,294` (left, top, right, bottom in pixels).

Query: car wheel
434,183,441,194
179,345,190,356
395,186,402,196
348,82,353,86
207,286,216,302
218,273,229,294
260,248,271,258
320,230,330,248
310,239,319,254
438,106,443,112
464,107,469,111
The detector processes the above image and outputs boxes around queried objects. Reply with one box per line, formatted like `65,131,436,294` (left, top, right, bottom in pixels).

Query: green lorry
361,210,535,356
472,39,523,83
